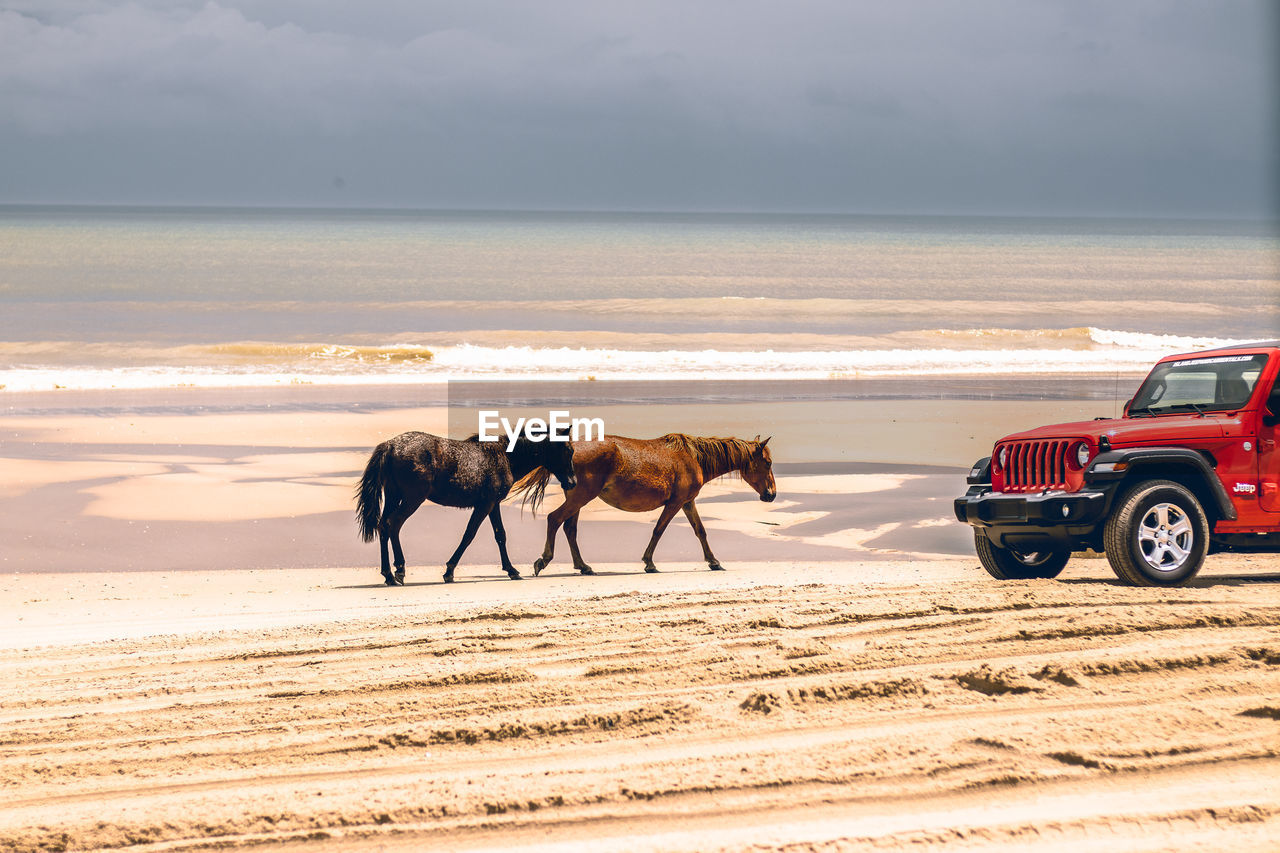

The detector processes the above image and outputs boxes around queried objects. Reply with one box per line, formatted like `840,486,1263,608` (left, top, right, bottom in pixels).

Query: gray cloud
0,0,1274,216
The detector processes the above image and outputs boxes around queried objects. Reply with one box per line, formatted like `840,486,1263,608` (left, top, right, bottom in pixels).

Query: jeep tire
974,532,1070,579
1103,480,1209,587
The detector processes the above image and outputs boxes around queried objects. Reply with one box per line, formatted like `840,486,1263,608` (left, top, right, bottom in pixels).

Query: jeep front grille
1001,440,1069,491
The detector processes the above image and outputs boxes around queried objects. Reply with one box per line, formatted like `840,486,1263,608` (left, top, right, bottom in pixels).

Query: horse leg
563,512,594,575
488,505,522,580
376,492,403,586
386,514,411,585
683,500,723,571
443,504,489,583
383,494,425,586
641,501,684,573
531,451,611,576
377,528,395,586
532,502,570,576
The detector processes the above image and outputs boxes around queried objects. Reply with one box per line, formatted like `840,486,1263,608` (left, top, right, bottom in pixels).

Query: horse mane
659,433,755,477
459,433,549,510
463,433,516,451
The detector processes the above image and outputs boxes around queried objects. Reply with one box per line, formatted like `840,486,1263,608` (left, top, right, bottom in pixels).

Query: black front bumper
954,486,1112,550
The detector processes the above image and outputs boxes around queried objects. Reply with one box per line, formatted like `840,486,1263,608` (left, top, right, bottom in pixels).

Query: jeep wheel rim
1137,502,1193,572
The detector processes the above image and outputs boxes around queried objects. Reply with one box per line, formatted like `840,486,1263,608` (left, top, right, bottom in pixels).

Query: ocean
1,206,1276,392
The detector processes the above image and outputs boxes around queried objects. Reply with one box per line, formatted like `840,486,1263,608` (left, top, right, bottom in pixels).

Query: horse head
543,439,577,491
742,435,776,502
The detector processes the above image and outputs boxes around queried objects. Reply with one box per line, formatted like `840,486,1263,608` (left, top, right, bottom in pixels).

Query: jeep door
1261,371,1280,513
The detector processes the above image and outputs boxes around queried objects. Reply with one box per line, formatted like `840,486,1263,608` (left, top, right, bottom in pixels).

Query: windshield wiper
1163,402,1210,417
1135,402,1214,417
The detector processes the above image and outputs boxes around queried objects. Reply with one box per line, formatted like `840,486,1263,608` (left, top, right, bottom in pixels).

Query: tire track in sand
1,568,1278,852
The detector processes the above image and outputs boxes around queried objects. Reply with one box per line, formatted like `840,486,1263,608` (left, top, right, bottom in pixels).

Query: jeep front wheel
1103,480,1208,587
974,532,1070,579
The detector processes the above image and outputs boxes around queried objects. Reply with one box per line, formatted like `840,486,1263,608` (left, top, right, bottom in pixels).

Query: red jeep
955,341,1280,586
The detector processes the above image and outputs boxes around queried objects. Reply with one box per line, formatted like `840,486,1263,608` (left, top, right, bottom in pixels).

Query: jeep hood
1001,416,1227,446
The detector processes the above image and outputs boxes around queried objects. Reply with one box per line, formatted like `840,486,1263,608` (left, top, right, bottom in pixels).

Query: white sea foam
0,328,1251,392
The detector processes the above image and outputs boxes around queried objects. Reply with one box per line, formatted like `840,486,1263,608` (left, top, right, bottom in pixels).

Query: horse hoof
709,563,725,572
643,564,659,574
394,572,406,585
383,577,397,587
578,565,596,576
532,558,547,577
442,573,454,584
507,570,522,580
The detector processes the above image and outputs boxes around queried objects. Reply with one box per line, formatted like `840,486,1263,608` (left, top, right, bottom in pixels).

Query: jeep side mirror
1265,401,1280,427
1265,385,1280,427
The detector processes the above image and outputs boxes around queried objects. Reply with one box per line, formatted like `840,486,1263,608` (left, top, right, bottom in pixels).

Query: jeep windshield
1129,353,1269,416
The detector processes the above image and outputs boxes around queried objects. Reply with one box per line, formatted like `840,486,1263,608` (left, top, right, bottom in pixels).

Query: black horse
356,433,576,586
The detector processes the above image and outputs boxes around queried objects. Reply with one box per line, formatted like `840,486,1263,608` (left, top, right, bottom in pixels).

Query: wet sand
3,382,1278,851
0,383,1120,574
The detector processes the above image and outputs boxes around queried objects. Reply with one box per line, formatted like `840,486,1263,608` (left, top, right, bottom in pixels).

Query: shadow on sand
1059,572,1280,589
336,564,711,589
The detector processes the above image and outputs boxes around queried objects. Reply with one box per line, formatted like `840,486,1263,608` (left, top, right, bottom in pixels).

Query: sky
0,0,1275,217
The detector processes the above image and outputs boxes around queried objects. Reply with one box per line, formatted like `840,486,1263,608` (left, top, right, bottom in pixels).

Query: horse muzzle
558,476,577,491
760,490,776,502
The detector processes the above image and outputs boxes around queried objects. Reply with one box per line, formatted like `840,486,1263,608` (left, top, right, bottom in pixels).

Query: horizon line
1,202,1277,224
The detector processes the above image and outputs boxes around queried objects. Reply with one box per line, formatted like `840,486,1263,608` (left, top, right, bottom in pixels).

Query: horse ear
759,436,771,448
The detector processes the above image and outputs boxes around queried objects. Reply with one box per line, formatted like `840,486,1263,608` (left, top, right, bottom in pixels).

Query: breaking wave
0,328,1253,392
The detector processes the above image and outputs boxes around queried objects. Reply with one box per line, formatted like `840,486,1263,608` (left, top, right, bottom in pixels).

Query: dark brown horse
514,433,775,575
356,433,576,586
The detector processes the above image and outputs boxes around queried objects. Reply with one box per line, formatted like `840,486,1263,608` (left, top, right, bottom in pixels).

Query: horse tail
510,466,553,515
356,442,392,542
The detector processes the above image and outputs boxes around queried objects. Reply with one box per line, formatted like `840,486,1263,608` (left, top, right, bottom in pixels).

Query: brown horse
513,433,776,575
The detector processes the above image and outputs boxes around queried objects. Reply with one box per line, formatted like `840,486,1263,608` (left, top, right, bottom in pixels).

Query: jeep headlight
1075,441,1091,468
997,446,1008,469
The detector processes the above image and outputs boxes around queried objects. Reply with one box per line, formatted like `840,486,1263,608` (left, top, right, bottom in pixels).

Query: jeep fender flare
1086,447,1237,522
966,456,992,485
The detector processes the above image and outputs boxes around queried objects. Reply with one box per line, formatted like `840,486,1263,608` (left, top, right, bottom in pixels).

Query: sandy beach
4,2,1277,845
2,559,1278,852
10,0,1280,835
2,384,1279,851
